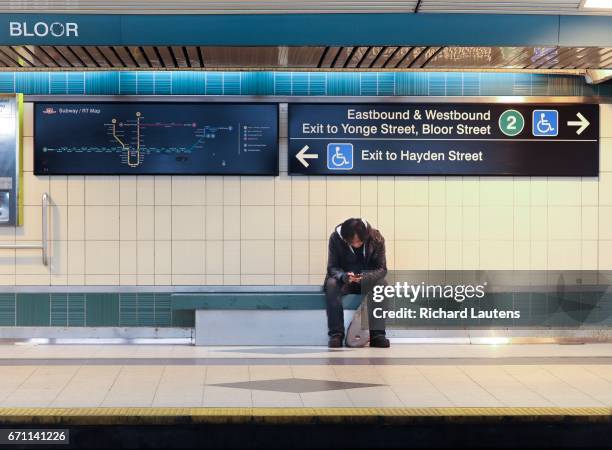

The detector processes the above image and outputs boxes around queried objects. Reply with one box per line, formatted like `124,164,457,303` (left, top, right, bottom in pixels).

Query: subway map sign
34,102,278,175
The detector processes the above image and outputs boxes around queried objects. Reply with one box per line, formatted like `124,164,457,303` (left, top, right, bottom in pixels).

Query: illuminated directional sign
35,102,278,175
288,103,599,176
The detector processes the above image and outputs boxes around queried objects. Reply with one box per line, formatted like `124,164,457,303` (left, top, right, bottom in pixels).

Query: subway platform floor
0,343,610,409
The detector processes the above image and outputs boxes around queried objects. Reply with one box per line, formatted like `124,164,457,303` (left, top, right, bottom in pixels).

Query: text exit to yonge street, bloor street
288,103,599,176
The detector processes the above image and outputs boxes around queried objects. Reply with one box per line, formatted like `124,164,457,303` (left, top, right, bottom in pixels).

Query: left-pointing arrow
296,145,318,168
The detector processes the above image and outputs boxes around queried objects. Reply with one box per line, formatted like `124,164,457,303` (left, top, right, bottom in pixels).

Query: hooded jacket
324,220,387,287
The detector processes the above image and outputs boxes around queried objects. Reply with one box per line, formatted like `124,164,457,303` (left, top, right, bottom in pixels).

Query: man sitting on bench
324,218,390,348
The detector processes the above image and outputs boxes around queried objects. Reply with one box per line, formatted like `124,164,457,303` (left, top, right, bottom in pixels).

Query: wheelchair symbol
327,143,353,170
532,110,558,137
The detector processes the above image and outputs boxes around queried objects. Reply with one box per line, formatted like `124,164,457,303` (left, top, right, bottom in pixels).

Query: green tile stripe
50,294,68,327
0,294,15,326
86,294,119,327
16,294,50,326
169,293,361,310
154,294,171,327
0,291,609,328
67,294,85,327
137,293,155,327
119,293,138,327
171,310,195,328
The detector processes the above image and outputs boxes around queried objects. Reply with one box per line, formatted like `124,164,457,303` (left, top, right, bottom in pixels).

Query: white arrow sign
296,145,318,168
567,112,590,135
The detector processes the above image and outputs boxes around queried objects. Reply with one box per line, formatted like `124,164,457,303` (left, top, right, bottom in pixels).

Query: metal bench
170,292,361,346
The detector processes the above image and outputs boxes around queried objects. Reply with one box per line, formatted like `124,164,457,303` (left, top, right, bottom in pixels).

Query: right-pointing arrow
296,145,318,168
567,112,590,135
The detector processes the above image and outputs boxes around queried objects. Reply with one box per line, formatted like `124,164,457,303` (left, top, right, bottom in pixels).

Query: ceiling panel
419,1,583,14
370,47,400,68
412,46,444,68
141,46,163,68
573,47,612,68
0,1,420,14
345,47,370,68
427,46,495,68
127,46,150,68
170,46,189,68
202,47,282,67
0,45,609,71
0,0,606,15
68,46,101,68
385,47,413,68
0,46,34,67
287,46,326,67
357,47,384,68
54,46,86,67
397,46,428,68
11,46,47,67
318,47,341,68
156,47,176,68
113,46,139,68
185,47,203,68
330,47,355,68
532,46,576,69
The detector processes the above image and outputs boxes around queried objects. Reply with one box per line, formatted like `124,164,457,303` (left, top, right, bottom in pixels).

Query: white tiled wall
1,102,611,286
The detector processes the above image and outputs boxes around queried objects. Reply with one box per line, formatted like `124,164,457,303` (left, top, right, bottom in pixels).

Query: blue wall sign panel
34,102,278,175
288,103,599,176
0,14,121,45
5,13,612,47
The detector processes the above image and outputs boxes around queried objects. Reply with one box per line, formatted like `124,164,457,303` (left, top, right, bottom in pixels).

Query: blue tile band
1,71,609,97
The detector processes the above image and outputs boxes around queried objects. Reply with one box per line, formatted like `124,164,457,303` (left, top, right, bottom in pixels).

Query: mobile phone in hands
348,272,362,283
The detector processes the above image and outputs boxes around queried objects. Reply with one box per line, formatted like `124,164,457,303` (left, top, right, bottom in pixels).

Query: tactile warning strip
0,407,610,425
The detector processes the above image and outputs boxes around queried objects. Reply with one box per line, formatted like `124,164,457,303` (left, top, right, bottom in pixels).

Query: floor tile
417,366,503,407
345,386,403,407
503,366,604,407
461,366,553,407
202,386,252,407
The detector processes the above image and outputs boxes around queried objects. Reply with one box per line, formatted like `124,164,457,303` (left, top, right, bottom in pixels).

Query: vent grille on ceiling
0,0,596,14
0,46,610,70
0,1,421,13
420,1,582,14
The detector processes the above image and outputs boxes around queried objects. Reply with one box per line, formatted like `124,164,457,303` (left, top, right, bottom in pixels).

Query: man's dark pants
324,277,386,338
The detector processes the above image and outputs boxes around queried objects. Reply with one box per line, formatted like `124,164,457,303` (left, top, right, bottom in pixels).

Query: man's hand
347,272,362,284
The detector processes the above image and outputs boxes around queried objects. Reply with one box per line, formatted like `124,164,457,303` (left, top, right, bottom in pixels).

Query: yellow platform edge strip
0,407,612,424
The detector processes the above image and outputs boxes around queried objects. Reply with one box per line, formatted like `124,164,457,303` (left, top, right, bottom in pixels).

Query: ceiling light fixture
583,0,612,9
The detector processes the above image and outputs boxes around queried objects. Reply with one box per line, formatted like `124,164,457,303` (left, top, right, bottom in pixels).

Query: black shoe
328,335,344,348
370,335,390,348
